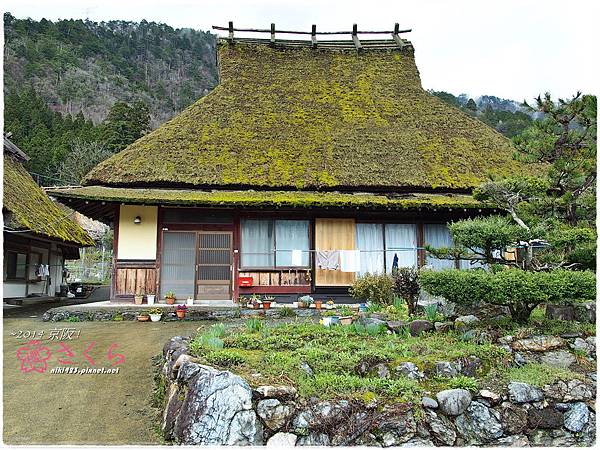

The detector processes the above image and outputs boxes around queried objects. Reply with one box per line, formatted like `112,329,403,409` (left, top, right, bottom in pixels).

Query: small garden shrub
204,350,247,367
66,316,81,322
446,375,479,392
246,318,264,332
424,303,439,322
349,273,395,305
420,268,596,324
393,267,420,315
279,306,296,318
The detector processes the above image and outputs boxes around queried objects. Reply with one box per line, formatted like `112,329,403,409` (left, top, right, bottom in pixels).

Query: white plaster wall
117,205,158,260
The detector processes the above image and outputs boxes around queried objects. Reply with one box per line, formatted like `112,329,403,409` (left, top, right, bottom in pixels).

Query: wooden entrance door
196,231,233,300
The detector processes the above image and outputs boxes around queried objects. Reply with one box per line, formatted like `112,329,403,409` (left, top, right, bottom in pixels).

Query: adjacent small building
48,27,524,304
3,136,94,300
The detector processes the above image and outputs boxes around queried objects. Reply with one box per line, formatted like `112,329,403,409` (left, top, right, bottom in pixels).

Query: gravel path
3,317,203,445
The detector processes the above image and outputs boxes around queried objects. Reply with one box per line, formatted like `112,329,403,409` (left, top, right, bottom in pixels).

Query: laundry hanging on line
316,250,340,270
340,250,361,272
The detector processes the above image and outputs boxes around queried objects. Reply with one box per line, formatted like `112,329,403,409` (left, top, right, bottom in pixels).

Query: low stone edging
41,306,321,322
157,336,597,447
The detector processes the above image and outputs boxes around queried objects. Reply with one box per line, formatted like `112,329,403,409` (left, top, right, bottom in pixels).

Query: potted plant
321,310,340,326
165,290,176,305
176,304,188,320
250,294,262,310
262,295,275,310
314,299,323,310
137,312,150,322
149,308,163,322
297,295,314,309
238,295,249,308
326,299,335,310
134,289,144,305
338,305,354,325
147,293,156,305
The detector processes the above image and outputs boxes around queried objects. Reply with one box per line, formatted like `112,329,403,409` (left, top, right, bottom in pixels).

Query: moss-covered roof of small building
47,185,489,210
83,41,524,191
3,155,94,246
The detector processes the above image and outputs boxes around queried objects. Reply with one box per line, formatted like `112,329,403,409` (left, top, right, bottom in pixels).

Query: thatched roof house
3,136,93,299
49,26,524,304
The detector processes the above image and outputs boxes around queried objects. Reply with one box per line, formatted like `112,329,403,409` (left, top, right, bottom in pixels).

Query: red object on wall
239,276,254,287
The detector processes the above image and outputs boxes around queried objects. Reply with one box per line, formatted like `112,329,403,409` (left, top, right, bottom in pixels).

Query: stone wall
41,306,320,322
158,336,596,447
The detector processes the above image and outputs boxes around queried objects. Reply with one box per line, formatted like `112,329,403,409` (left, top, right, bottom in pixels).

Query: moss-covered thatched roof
3,154,94,246
47,185,488,210
83,41,522,192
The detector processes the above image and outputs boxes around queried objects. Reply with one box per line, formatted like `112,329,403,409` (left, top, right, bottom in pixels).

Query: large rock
267,432,297,446
434,321,453,333
543,379,595,402
377,412,416,446
564,402,590,432
433,361,460,378
455,401,503,444
574,302,596,323
173,365,263,445
454,315,480,330
425,409,456,445
478,389,501,405
570,337,596,356
436,389,472,416
500,402,528,435
422,397,438,409
409,320,434,336
539,350,576,368
256,398,295,431
297,432,330,446
507,382,543,403
396,362,425,380
511,336,564,352
255,385,297,400
545,304,575,321
527,407,564,429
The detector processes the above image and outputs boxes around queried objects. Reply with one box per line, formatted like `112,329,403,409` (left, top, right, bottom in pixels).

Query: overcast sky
3,0,598,101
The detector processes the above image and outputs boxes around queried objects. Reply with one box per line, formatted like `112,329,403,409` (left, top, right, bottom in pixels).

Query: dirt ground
3,317,204,445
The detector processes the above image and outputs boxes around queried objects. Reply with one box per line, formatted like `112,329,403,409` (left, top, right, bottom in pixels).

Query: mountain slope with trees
4,12,217,126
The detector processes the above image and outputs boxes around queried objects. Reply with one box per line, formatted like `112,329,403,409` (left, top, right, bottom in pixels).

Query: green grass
503,363,585,387
189,321,513,402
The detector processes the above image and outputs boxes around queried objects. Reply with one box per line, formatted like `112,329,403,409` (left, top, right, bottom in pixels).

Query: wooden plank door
196,231,233,300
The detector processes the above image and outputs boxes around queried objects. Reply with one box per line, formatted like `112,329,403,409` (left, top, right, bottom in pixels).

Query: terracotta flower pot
262,301,271,310
137,315,149,322
165,296,175,305
176,310,186,320
134,295,143,305
315,300,322,310
340,316,353,326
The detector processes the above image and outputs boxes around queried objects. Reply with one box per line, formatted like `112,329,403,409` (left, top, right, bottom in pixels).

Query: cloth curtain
385,224,417,271
275,220,309,267
356,223,384,276
241,219,274,268
424,224,455,270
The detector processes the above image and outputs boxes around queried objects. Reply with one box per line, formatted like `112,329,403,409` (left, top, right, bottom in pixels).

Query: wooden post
311,24,317,47
352,24,362,50
270,23,276,45
392,22,404,49
228,21,234,42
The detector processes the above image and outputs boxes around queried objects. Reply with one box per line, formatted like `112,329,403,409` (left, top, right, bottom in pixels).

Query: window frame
239,218,311,270
4,250,28,281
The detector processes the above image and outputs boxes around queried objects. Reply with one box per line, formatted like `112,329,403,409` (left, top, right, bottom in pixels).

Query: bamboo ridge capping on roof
212,22,412,50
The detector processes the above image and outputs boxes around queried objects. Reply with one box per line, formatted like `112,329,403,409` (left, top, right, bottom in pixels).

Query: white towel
291,249,303,266
340,250,361,272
